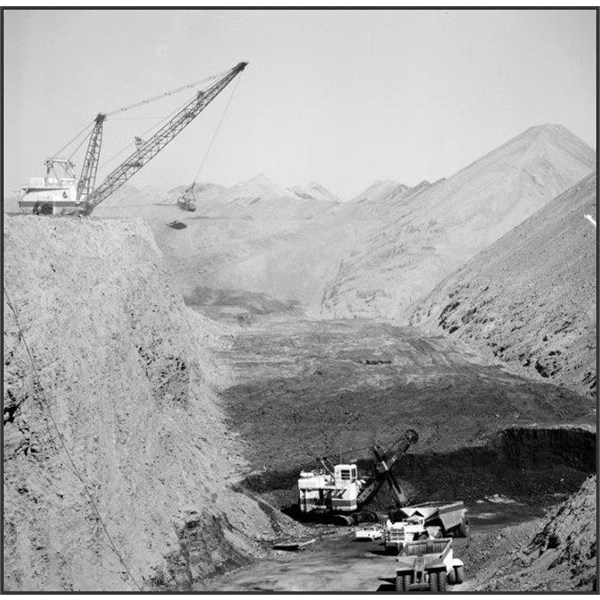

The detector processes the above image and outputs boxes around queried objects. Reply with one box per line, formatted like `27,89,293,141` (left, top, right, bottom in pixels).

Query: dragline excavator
18,62,247,216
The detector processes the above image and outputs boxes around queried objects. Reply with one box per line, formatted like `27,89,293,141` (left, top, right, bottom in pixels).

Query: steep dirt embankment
321,125,596,319
3,217,282,591
408,172,597,399
462,476,596,591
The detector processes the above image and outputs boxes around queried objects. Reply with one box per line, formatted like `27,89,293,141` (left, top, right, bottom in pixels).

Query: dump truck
384,515,436,552
394,537,464,592
385,501,469,553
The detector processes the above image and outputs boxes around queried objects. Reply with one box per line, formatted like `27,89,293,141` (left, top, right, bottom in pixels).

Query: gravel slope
321,125,596,318
461,476,597,591
3,216,285,591
408,172,597,399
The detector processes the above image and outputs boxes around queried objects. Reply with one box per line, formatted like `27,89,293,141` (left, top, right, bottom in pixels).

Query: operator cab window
340,467,357,482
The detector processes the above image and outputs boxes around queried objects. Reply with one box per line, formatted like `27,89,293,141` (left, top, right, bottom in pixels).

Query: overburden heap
3,216,277,591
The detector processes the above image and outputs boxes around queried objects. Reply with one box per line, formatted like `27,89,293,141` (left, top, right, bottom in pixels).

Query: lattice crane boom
77,112,106,204
80,61,247,215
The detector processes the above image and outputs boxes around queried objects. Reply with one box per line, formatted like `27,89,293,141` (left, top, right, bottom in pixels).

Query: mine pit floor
196,313,594,592
203,498,548,592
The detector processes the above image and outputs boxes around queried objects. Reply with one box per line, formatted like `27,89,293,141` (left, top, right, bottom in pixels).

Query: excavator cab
334,464,358,487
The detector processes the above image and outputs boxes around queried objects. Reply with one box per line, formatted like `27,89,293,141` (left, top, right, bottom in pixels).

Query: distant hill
321,125,596,318
408,172,597,399
93,125,596,325
95,174,340,221
287,181,341,204
94,174,343,312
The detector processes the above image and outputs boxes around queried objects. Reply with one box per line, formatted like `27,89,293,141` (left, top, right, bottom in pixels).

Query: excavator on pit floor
18,62,247,217
295,428,469,538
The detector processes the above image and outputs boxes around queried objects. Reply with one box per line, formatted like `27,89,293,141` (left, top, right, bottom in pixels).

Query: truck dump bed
402,538,450,557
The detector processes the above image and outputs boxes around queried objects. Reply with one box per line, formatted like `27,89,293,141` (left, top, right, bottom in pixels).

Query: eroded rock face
3,217,275,591
408,173,597,399
524,475,597,590
471,475,597,592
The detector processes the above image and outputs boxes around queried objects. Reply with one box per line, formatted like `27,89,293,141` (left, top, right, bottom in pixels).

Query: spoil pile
3,216,282,591
463,476,597,591
322,125,596,318
408,172,597,399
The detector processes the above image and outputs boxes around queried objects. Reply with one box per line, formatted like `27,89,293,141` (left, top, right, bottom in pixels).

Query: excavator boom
81,61,247,215
76,113,106,204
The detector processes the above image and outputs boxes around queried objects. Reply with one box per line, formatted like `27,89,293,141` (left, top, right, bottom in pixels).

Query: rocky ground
5,125,596,593
201,476,597,593
408,173,597,399
210,315,595,513
3,216,299,591
4,213,595,592
460,476,597,592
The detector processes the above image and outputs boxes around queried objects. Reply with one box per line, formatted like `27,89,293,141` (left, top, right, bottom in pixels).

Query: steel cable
182,71,244,197
95,94,195,180
48,121,95,161
105,69,228,117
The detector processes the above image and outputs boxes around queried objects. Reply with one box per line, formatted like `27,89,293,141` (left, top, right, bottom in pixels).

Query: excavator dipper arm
356,429,418,509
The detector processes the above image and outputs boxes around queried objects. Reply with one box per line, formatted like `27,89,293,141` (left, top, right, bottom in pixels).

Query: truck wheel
458,517,470,537
454,566,464,584
395,574,407,592
429,571,438,591
448,568,456,585
437,571,447,592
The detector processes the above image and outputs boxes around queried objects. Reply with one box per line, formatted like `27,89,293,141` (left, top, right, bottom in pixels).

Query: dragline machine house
18,62,248,216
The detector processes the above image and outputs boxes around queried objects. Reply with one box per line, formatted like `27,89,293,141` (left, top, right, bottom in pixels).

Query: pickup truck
395,538,464,592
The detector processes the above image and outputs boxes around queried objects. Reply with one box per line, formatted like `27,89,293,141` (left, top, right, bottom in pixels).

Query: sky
3,9,597,200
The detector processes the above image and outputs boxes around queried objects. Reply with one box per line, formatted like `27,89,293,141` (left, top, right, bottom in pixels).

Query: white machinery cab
298,463,361,513
19,177,79,215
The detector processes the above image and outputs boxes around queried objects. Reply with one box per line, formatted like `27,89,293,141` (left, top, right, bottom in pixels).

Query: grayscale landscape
3,8,597,594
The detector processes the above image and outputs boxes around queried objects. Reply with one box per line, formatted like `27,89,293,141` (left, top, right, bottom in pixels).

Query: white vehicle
297,429,419,525
354,525,383,541
298,463,362,514
19,63,248,217
384,503,469,553
395,538,465,591
384,515,432,551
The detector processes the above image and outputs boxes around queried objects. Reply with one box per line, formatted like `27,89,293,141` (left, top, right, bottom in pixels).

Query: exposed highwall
3,216,279,591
